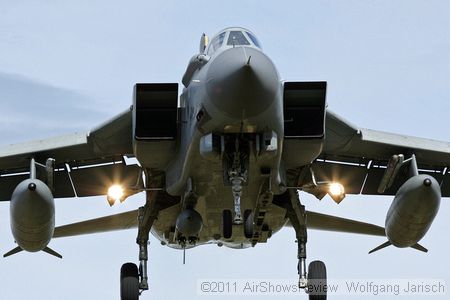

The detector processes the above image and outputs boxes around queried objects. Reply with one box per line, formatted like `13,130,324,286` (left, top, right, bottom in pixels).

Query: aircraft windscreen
246,31,261,48
207,30,261,55
227,31,250,46
208,32,226,55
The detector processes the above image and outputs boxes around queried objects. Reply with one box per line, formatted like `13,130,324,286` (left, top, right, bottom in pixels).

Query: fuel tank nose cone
28,183,36,191
423,178,432,187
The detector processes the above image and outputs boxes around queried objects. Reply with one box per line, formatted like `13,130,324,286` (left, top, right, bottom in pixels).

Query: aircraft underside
151,134,289,250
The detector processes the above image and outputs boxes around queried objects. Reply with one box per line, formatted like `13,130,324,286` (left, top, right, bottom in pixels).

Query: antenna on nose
246,56,252,66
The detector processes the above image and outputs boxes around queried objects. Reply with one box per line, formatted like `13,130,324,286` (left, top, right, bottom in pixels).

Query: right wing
0,109,144,201
0,83,180,201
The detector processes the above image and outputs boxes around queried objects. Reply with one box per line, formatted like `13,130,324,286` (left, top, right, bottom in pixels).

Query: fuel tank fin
3,246,23,258
369,240,428,254
368,241,391,254
43,247,63,259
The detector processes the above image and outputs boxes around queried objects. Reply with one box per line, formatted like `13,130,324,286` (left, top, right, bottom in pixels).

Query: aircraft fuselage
151,28,291,249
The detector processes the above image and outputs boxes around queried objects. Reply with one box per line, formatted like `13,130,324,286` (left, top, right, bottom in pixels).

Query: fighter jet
0,27,446,300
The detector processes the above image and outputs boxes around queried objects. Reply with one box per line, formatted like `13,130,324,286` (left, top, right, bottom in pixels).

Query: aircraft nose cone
206,47,279,119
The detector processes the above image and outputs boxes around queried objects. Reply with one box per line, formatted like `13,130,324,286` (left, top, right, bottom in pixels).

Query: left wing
0,109,143,201
286,111,450,196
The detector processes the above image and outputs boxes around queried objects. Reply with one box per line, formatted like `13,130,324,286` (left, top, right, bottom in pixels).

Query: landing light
328,182,346,204
107,185,124,206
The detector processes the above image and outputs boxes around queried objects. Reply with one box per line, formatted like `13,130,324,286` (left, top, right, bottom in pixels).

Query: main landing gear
120,204,153,300
119,186,180,300
273,189,327,300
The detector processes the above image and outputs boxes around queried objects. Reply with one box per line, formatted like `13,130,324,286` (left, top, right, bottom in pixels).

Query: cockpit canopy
206,28,262,56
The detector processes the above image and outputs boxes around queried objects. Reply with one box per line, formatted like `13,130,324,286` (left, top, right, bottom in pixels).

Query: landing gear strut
298,237,308,288
137,236,149,291
223,136,249,225
273,189,327,300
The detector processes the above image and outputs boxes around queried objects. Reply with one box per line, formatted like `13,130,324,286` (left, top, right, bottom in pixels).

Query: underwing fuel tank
10,179,55,252
385,174,441,248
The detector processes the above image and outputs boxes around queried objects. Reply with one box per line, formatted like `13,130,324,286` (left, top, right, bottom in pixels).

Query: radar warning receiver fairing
0,27,447,300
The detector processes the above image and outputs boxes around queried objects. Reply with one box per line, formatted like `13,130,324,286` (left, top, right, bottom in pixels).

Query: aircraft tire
222,210,232,239
120,262,139,300
307,260,327,300
244,210,254,238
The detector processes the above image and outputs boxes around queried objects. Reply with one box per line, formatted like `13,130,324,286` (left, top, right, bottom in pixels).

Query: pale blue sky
0,1,449,299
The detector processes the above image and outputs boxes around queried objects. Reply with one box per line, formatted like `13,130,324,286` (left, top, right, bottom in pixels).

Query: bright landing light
107,185,124,206
328,182,344,196
328,182,345,203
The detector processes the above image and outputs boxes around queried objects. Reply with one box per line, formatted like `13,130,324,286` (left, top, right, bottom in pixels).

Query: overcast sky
0,1,449,299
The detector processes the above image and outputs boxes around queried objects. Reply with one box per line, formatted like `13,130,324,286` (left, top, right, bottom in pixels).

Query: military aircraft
0,27,446,300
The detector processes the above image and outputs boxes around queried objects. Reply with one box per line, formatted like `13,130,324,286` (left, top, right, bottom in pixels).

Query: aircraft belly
152,154,287,249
